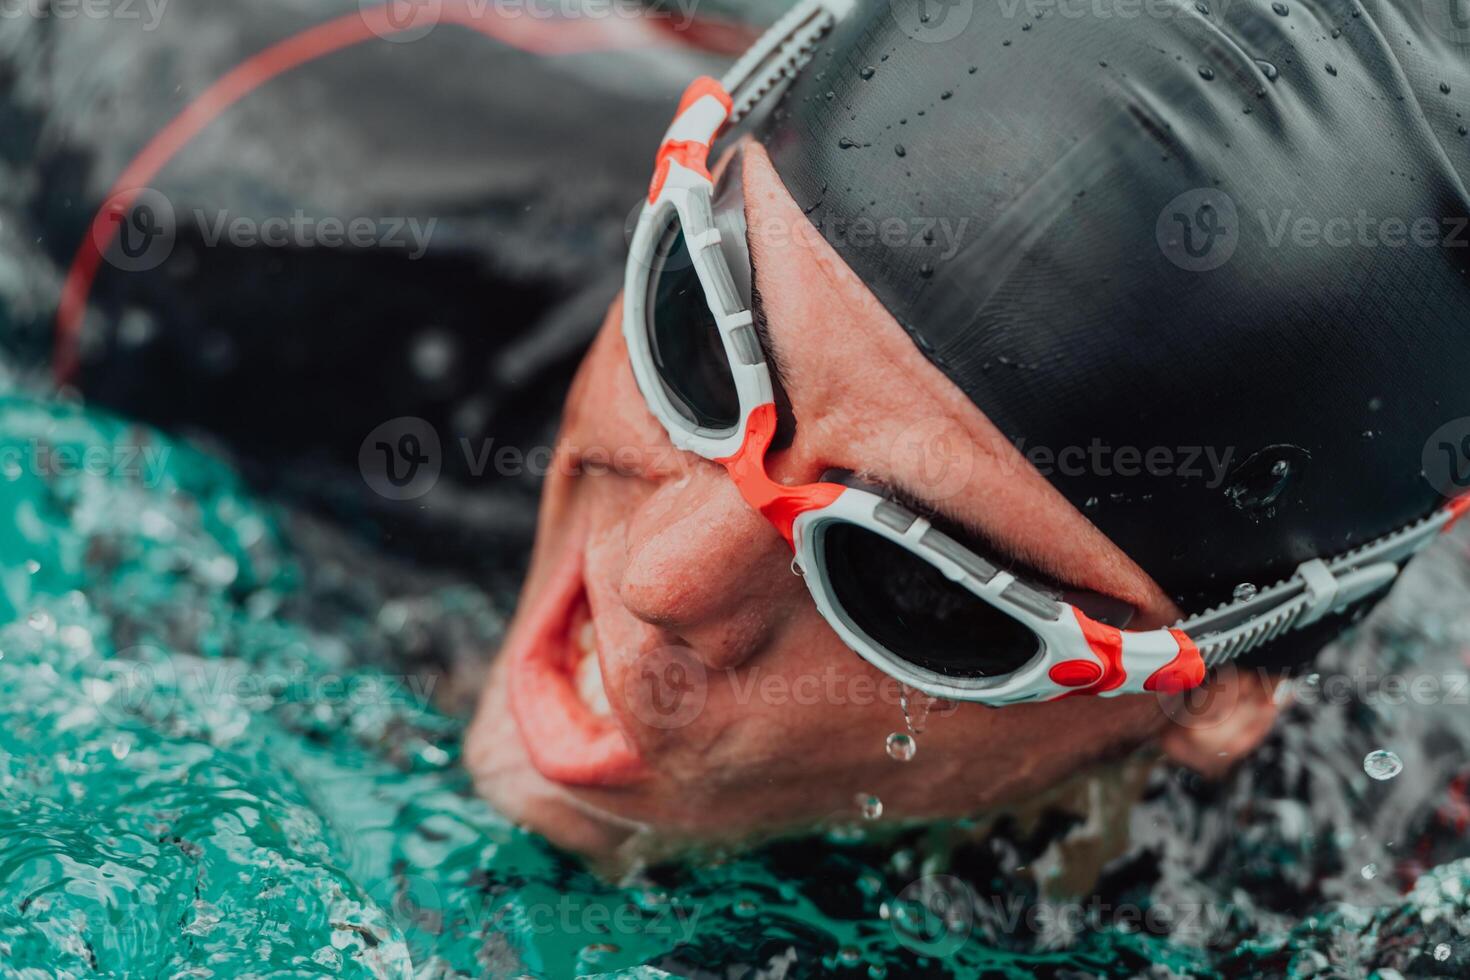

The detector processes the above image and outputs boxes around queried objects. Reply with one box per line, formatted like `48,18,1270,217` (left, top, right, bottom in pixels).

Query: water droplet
838,137,859,149
1435,943,1452,962
110,736,133,761
791,556,805,577
918,263,935,279
860,65,876,80
900,685,936,733
1233,582,1258,602
1224,445,1309,516
26,610,53,634
1256,59,1280,81
1195,1,1209,13
411,330,455,383
1442,82,1453,95
1363,749,1403,780
1360,862,1378,880
886,732,917,762
894,144,907,158
1084,496,1099,509
25,559,40,574
1325,63,1338,77
940,90,953,100
1330,26,1341,38
1199,65,1216,81
856,793,883,820
1271,1,1288,15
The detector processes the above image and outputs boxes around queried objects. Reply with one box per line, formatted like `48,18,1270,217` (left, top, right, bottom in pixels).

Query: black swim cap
759,0,1470,663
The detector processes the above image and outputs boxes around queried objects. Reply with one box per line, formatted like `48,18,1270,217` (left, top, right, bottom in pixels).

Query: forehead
734,139,1162,610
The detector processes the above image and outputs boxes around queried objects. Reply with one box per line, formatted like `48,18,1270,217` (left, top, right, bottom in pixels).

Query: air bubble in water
886,732,917,762
1363,749,1403,781
856,793,883,820
1435,943,1451,961
1233,582,1258,602
1360,862,1378,880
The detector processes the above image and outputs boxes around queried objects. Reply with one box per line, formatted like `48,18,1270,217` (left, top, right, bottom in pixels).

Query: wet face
465,142,1280,859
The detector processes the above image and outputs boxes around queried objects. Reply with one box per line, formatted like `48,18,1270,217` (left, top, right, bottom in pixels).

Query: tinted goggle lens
646,213,741,432
820,521,1041,679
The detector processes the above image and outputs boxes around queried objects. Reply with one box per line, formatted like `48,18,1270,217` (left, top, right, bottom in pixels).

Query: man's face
464,142,1280,859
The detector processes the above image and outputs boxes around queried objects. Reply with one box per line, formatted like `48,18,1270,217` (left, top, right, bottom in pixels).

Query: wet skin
464,141,1281,859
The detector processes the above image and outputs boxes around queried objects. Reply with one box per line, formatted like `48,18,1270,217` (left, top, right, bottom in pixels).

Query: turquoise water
2,391,1469,978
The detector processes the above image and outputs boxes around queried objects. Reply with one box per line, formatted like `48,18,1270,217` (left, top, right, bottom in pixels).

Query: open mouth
506,536,647,788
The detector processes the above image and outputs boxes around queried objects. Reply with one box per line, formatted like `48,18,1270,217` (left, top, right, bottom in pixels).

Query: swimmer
466,0,1470,857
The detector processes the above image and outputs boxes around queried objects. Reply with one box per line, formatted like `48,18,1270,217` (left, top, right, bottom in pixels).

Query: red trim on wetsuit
53,1,685,384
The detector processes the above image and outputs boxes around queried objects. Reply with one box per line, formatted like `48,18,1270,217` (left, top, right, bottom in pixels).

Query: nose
617,457,802,671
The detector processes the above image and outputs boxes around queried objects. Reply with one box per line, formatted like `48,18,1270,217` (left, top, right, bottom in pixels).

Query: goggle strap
1182,502,1463,667
720,0,854,128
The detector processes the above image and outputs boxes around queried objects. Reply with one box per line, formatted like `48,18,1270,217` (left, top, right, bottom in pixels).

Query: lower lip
506,538,647,788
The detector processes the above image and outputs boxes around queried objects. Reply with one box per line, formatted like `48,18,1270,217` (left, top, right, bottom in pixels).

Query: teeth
575,622,613,717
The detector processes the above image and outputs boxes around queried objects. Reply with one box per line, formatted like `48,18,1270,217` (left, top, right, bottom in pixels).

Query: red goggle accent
647,76,732,204
714,403,844,547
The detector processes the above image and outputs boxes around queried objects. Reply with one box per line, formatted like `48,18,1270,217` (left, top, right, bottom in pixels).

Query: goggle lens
647,213,741,432
820,521,1042,679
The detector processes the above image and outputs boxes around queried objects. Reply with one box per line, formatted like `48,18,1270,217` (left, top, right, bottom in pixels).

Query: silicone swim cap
758,0,1470,664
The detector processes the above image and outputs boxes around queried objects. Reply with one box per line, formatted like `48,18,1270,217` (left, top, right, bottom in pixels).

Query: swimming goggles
621,0,1470,705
